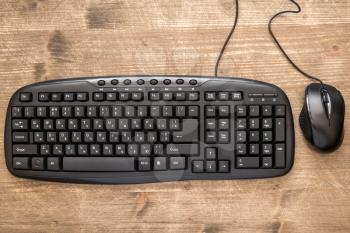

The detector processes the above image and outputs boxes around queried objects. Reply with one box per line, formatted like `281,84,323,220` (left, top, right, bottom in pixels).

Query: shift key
13,144,38,155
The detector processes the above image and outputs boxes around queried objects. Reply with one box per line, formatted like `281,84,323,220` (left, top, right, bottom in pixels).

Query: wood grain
0,0,350,232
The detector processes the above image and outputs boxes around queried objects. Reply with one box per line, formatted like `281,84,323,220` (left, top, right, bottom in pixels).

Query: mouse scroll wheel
322,94,329,103
321,90,330,103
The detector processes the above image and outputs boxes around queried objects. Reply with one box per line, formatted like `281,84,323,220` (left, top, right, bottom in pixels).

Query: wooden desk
0,1,349,232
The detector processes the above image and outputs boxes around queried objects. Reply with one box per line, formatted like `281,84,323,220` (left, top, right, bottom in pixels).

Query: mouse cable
215,0,325,87
268,0,325,86
214,0,239,77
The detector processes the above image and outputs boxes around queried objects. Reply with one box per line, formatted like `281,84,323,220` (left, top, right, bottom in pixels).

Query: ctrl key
236,157,259,169
13,157,30,170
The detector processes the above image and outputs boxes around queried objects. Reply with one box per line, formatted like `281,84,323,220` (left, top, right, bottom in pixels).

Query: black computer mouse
299,83,345,151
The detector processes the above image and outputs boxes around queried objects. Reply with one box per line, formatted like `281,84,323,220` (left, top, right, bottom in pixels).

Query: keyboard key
236,119,246,130
166,144,198,156
188,106,199,117
51,93,62,102
175,92,186,101
205,148,217,160
218,131,229,143
13,157,30,170
262,144,273,155
20,92,32,102
119,93,130,101
24,107,35,118
219,119,229,130
12,119,28,130
206,161,216,173
263,131,273,142
219,161,230,173
47,157,61,171
205,92,216,101
206,119,216,130
13,144,37,155
249,144,259,155
249,106,260,116
38,93,50,102
236,144,246,155
76,93,88,101
64,93,75,102
106,93,117,101
236,157,259,169
150,106,160,117
175,106,186,117
249,131,259,142
32,157,45,170
170,157,186,170
205,131,217,144
188,92,199,101
275,105,286,116
154,157,167,171
249,118,259,130
218,92,229,101
63,157,135,171
192,161,204,173
236,131,246,143
236,106,246,117
205,106,216,117
149,92,160,101
263,118,273,129
132,92,143,101
275,144,286,168
275,118,286,142
232,92,242,101
138,157,151,171
163,92,173,101
12,132,29,143
262,106,273,116
93,93,105,101
262,157,273,168
218,106,229,117
42,144,54,155
12,107,22,118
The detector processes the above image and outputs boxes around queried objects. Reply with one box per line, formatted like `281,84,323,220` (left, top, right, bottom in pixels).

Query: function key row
149,92,199,101
205,92,242,101
38,93,88,102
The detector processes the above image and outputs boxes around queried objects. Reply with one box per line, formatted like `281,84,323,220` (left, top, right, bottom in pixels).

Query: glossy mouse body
299,83,345,151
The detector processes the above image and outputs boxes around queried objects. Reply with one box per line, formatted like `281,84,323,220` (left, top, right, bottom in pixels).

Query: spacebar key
63,157,135,172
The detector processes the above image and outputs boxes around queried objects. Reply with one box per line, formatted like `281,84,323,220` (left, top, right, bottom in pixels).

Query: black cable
268,0,324,86
215,0,324,87
215,0,239,77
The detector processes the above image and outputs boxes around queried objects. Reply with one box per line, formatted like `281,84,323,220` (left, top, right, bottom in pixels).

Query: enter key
172,119,199,142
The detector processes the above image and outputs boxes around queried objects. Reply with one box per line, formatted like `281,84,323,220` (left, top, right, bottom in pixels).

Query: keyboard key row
39,93,88,102
236,105,286,117
13,143,199,156
149,92,199,101
192,160,230,173
12,106,199,118
13,156,188,171
205,92,242,101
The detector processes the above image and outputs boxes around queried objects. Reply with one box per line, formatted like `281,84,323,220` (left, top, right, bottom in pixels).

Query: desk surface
0,1,349,232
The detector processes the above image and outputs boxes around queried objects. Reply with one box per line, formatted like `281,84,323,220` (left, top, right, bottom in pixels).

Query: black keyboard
5,76,294,184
